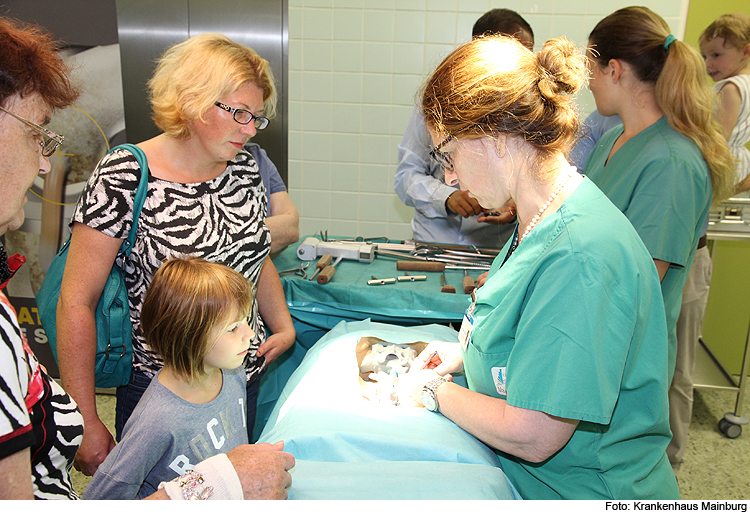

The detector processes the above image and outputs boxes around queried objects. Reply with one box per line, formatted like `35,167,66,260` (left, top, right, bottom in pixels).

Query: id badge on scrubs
458,299,476,352
492,367,507,396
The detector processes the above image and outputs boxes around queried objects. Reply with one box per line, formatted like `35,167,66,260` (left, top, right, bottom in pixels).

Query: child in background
84,257,256,499
700,13,750,194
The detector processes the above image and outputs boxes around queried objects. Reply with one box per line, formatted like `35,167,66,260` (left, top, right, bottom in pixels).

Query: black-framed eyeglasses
214,101,269,130
0,106,64,157
429,135,455,173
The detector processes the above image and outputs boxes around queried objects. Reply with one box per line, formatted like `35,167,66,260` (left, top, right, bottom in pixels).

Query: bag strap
108,143,149,258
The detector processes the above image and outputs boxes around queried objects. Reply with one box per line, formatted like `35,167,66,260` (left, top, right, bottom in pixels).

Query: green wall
685,0,749,48
702,241,750,375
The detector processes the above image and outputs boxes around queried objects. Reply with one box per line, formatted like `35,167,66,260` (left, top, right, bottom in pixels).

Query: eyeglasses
429,135,455,173
214,102,269,130
0,106,64,157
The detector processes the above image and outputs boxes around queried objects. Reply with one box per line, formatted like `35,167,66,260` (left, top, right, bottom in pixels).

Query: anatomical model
359,342,417,405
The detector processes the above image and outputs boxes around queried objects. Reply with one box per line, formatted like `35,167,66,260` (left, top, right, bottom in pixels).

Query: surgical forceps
412,244,496,261
278,262,309,279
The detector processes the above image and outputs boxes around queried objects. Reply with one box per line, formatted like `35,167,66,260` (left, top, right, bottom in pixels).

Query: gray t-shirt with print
83,367,248,499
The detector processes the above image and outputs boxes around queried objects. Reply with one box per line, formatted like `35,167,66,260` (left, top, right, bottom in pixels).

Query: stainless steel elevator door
116,0,288,183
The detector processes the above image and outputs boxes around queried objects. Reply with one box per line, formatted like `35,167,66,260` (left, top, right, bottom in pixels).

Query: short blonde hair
141,257,255,382
148,32,277,139
700,13,750,51
422,35,585,158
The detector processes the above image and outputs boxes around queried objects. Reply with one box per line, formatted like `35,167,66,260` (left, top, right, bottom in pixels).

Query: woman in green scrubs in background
584,6,735,381
397,35,680,500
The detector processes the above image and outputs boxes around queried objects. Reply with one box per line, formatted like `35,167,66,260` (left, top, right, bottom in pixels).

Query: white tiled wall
288,0,688,240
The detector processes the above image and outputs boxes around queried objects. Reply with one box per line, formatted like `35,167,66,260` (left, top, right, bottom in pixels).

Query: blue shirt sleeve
394,104,458,218
245,142,285,206
569,111,622,174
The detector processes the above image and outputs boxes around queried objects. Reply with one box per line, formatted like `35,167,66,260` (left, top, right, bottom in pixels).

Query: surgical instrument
317,256,343,284
377,248,491,269
278,262,309,279
396,260,489,272
297,236,376,263
440,273,455,293
368,275,396,285
309,254,332,281
397,272,426,282
412,244,496,261
463,270,476,294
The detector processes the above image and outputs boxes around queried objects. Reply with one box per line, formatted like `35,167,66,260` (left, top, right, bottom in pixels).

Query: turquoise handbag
36,143,148,388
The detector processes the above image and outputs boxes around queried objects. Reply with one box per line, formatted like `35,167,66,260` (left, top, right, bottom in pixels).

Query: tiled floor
72,387,750,499
675,387,749,500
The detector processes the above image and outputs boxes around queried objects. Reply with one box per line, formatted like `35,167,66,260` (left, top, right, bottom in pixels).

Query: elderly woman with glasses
55,33,295,477
397,35,680,499
0,15,83,499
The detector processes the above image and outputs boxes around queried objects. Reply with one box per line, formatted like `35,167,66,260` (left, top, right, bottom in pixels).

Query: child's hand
226,442,295,500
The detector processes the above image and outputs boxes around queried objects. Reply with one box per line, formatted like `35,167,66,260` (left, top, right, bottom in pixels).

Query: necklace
518,174,572,243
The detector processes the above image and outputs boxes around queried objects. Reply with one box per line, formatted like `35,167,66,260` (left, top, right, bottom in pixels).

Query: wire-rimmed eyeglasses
0,106,64,157
214,101,270,130
429,135,455,173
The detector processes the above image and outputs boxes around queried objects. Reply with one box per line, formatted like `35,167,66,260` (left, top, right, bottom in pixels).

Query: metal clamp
278,262,309,279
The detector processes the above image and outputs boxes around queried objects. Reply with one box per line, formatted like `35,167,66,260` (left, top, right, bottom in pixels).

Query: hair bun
536,37,586,96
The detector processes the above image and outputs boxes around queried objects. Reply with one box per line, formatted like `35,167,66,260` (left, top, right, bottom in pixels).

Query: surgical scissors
278,262,309,279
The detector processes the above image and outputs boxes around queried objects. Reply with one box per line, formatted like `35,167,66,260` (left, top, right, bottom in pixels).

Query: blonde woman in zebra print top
56,34,296,478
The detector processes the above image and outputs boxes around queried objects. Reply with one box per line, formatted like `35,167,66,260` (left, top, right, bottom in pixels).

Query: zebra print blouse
72,148,270,383
1,291,83,499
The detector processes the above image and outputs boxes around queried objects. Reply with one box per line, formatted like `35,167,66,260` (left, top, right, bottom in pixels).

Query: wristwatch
421,377,450,412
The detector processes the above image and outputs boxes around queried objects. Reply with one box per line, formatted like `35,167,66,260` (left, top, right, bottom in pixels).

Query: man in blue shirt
394,9,533,247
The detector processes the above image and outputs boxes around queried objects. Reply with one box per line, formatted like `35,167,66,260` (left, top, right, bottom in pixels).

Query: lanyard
500,226,520,268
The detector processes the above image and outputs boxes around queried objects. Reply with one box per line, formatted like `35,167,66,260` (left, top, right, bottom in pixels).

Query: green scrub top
465,178,679,500
585,117,711,375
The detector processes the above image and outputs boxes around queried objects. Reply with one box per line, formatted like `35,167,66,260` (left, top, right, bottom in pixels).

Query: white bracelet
192,453,243,500
158,471,213,500
158,453,243,500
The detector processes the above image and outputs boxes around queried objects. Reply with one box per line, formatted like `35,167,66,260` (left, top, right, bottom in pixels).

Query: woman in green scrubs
398,35,680,499
583,7,737,472
584,6,735,379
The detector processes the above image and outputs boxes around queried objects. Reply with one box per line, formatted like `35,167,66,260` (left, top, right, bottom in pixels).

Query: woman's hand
145,441,295,500
226,442,295,500
411,341,464,376
73,417,116,476
397,369,443,407
478,200,517,224
256,328,295,365
255,258,296,365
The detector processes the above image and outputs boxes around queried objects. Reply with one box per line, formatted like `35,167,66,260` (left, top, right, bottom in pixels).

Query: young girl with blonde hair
83,257,258,499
